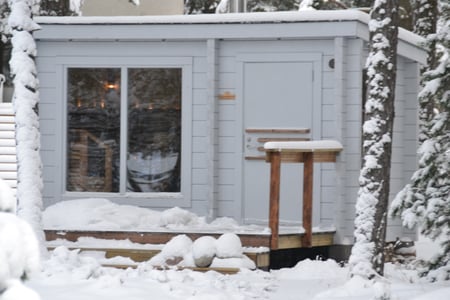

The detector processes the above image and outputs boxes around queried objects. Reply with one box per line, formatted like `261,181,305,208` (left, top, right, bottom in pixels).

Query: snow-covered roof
34,10,426,63
35,10,423,44
36,10,368,25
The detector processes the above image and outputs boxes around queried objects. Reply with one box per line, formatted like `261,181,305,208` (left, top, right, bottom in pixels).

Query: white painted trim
333,36,346,242
206,39,218,220
59,57,193,208
119,67,128,194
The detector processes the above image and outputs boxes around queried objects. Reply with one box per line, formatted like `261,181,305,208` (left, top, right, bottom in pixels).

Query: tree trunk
8,0,46,254
349,0,399,278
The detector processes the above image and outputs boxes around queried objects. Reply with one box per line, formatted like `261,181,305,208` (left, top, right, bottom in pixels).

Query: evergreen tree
1,0,12,86
1,0,78,96
349,0,399,278
352,0,372,7
185,0,220,14
413,0,440,145
391,1,450,280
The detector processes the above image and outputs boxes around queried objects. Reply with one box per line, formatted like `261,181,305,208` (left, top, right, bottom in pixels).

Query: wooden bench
264,140,343,249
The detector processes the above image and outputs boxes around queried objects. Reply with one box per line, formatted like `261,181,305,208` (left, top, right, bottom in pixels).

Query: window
67,67,182,194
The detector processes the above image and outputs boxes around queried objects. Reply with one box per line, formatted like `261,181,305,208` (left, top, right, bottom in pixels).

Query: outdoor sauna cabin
34,10,426,251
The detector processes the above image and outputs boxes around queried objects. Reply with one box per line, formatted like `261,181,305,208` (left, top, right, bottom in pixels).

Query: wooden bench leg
269,152,281,250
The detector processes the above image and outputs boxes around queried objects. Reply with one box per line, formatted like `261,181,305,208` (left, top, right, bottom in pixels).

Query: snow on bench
264,140,343,249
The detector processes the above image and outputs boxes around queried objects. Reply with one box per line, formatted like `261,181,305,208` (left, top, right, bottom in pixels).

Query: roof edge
34,10,426,49
35,10,369,25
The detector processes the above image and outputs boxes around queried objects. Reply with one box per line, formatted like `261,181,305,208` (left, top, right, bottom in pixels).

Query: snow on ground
0,200,450,300
21,199,447,299
25,249,450,300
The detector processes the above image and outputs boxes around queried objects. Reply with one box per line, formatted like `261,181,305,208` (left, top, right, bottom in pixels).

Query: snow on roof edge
35,10,369,25
34,10,425,48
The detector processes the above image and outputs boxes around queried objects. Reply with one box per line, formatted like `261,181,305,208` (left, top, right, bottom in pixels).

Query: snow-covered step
0,102,17,191
0,163,17,171
0,155,16,163
46,241,270,271
0,171,17,180
0,131,15,139
0,123,15,131
0,104,14,115
0,139,16,147
0,146,16,155
2,179,17,189
0,116,14,123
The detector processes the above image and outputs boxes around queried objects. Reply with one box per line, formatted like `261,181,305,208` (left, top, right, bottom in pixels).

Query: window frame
60,58,192,208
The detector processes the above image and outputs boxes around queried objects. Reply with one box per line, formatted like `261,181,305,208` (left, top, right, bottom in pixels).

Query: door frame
234,52,323,224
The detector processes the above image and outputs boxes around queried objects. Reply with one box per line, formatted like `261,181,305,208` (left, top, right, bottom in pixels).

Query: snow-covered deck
43,198,335,270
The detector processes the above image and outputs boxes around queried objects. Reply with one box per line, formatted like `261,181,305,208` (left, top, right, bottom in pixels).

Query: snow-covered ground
2,198,449,300
25,250,450,300
22,199,450,299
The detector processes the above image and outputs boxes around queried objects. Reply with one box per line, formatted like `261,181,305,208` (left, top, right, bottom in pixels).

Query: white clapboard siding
0,102,17,192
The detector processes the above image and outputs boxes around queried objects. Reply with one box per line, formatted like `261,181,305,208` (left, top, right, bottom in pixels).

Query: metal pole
230,0,246,13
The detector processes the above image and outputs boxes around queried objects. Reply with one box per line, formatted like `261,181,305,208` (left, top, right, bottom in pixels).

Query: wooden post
269,151,281,250
302,152,313,247
264,140,343,250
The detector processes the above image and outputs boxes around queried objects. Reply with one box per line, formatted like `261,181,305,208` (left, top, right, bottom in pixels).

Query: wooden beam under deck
45,230,274,248
45,230,335,250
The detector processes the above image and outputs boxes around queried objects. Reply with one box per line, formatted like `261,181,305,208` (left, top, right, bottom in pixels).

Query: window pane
127,68,182,192
67,68,120,192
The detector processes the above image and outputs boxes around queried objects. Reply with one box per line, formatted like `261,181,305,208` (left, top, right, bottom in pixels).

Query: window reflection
127,68,182,192
67,68,120,192
66,67,182,194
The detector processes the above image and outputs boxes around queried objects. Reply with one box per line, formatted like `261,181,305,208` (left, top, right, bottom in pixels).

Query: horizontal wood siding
335,38,364,244
388,56,407,241
388,58,419,240
335,42,420,244
217,43,238,219
217,39,333,222
37,41,208,213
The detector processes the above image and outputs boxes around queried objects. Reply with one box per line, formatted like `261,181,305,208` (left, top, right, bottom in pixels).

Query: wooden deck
45,229,334,249
45,229,335,271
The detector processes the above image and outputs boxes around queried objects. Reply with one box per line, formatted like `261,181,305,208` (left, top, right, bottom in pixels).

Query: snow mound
42,198,269,234
147,234,256,269
149,235,193,266
0,212,40,289
0,279,41,300
209,217,240,228
43,246,103,282
0,179,16,213
159,207,202,227
211,256,256,269
192,236,217,268
215,233,243,258
43,198,161,230
411,287,450,300
277,259,347,280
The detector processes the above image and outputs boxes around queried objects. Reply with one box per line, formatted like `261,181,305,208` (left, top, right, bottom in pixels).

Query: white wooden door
241,58,319,226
